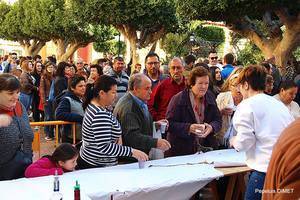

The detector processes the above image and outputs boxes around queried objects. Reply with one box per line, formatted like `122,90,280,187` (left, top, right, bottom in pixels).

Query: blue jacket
55,91,84,142
221,64,234,80
55,91,83,122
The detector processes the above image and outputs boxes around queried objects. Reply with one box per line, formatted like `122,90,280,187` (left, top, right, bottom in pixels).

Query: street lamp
189,33,196,54
118,32,121,57
190,33,195,43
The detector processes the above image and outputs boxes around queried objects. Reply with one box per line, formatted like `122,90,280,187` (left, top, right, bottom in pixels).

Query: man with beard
144,52,166,90
148,57,186,121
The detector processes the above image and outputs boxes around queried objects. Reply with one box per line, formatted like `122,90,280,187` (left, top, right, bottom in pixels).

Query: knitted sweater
0,104,34,164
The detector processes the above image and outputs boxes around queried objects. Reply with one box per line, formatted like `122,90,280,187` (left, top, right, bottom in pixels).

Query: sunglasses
210,57,218,60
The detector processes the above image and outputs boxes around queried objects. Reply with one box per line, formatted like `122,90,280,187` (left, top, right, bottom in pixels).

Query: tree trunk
21,39,46,57
54,39,68,62
128,36,138,67
53,39,87,62
60,43,86,62
116,25,140,66
273,27,300,75
229,11,300,76
150,42,157,52
115,24,167,69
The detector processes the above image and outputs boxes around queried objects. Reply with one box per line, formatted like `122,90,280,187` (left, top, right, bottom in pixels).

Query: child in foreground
25,143,78,178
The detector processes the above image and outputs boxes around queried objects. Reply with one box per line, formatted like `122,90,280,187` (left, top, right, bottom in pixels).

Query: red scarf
0,101,22,117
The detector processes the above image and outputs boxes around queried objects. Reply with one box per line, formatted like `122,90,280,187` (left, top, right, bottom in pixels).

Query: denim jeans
19,93,32,112
44,100,54,138
245,170,266,200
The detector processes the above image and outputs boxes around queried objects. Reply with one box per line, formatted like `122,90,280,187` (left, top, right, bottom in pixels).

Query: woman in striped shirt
77,75,148,169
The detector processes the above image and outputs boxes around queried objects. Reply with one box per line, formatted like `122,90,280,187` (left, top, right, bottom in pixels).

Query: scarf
0,101,22,117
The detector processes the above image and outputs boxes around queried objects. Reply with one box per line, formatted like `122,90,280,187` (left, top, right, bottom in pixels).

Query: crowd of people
0,50,299,200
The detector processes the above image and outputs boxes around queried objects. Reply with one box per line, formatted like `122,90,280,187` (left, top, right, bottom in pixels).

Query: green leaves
72,0,178,36
176,0,298,22
160,32,190,58
237,42,264,66
195,26,225,44
94,39,126,56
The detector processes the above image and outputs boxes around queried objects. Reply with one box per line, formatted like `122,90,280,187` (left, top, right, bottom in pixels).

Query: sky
4,0,17,4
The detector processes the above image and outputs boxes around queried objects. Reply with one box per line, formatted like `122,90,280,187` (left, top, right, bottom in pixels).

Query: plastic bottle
74,180,80,200
50,169,63,200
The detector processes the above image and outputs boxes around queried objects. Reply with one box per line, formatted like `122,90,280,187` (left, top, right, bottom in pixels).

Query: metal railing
30,121,77,158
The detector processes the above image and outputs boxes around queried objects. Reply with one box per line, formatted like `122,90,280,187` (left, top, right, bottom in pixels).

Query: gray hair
128,73,149,91
168,57,185,67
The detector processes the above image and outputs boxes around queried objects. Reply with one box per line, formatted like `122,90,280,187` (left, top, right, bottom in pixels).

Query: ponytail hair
83,75,117,109
50,143,78,164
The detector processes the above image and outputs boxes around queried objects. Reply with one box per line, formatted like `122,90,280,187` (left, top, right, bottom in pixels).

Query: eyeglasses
209,57,218,60
147,62,160,65
170,66,182,70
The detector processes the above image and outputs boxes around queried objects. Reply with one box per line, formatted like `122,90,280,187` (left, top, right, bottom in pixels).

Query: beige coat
215,91,235,146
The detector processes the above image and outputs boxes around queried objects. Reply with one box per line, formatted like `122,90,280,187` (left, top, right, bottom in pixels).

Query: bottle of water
50,169,63,200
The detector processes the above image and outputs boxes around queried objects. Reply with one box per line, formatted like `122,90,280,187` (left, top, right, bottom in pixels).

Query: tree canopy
0,0,115,61
71,0,178,64
177,0,300,74
0,0,47,56
160,22,225,59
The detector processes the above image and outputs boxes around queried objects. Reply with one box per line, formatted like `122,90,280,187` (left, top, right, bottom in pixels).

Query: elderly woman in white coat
216,67,243,148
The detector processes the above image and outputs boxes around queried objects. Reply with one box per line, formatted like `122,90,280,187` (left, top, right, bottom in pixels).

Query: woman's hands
189,124,205,136
189,123,213,138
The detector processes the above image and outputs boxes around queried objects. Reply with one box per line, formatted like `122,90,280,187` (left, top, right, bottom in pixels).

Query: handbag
0,109,32,181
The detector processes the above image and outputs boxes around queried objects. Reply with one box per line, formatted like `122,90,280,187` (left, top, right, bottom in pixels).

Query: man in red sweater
148,57,185,121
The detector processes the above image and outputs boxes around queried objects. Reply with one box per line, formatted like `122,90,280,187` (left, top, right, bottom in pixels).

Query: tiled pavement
33,128,56,161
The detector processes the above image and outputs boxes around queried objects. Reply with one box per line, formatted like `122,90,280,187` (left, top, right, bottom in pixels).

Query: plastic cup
138,160,145,169
195,129,202,134
160,122,167,134
195,124,206,136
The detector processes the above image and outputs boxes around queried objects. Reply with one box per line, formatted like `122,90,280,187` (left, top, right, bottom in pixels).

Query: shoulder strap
64,96,72,101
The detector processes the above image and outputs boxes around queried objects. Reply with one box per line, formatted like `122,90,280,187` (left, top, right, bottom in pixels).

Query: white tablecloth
0,149,245,200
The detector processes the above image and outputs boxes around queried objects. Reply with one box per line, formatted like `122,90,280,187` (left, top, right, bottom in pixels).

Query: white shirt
273,94,300,119
232,93,294,172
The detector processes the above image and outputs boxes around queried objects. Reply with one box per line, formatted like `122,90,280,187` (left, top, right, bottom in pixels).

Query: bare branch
139,29,148,45
32,40,46,56
19,40,25,46
25,40,31,46
275,8,294,27
31,39,38,47
263,11,282,39
115,24,126,36
227,17,266,47
243,16,265,38
227,17,277,57
141,27,166,48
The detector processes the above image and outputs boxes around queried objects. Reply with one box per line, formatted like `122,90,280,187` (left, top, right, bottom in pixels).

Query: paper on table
145,149,246,168
0,149,245,200
203,149,246,167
